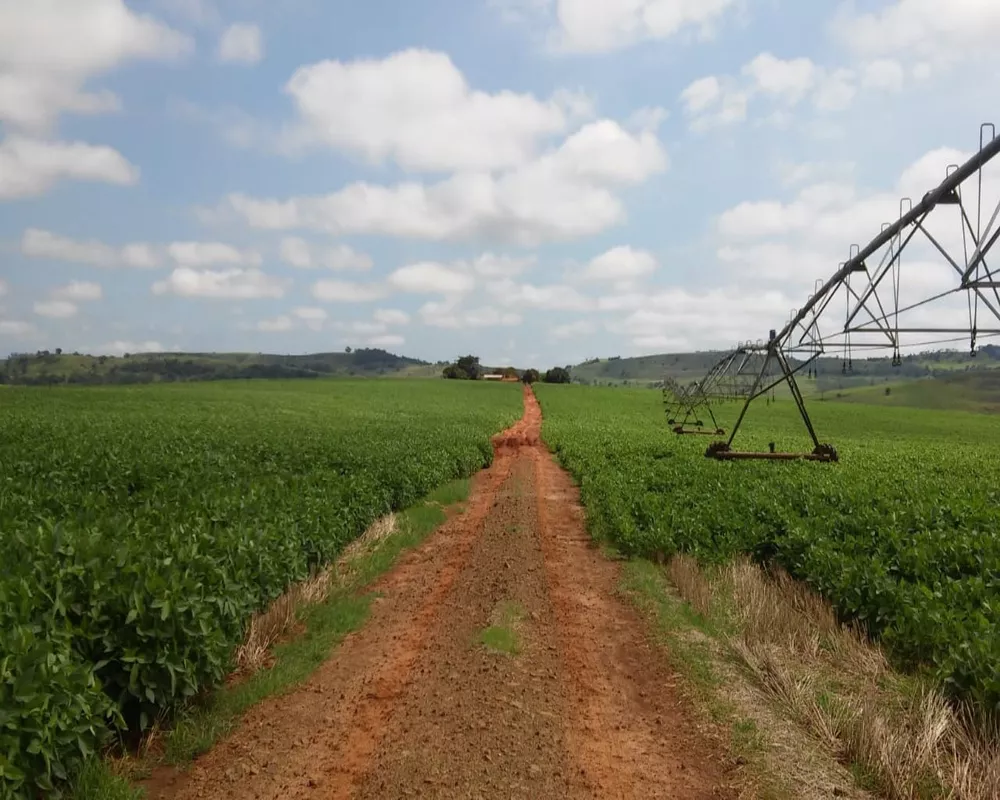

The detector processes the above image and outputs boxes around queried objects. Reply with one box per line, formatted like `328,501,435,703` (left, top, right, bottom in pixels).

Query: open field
0,379,522,797
828,371,1000,413
139,388,741,800
6,376,1000,799
535,384,1000,716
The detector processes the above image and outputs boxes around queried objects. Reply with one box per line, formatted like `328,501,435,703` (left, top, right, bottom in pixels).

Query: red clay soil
145,386,740,800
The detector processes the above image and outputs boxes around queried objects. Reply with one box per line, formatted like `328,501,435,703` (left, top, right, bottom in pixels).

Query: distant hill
570,345,1000,388
0,348,441,386
827,370,1000,414
570,352,727,385
568,345,1000,413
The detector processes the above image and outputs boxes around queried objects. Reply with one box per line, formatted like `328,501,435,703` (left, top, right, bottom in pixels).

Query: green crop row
1,379,521,798
535,384,1000,715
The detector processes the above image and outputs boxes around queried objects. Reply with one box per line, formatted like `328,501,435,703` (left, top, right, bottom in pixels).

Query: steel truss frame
662,377,724,435
704,123,1000,462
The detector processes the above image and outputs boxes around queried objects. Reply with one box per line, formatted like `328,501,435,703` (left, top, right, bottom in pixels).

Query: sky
1,0,999,369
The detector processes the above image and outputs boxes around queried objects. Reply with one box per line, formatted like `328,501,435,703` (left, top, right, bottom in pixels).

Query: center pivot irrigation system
662,123,1000,462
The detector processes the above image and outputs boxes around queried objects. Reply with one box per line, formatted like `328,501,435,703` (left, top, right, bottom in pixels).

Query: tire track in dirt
531,393,738,798
354,432,572,798
147,385,739,800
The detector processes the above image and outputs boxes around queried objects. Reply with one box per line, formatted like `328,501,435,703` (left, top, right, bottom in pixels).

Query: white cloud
471,252,536,277
679,51,903,130
831,0,1000,68
293,306,327,322
742,53,817,104
292,306,327,331
419,299,522,329
710,143,998,350
679,76,747,130
279,237,313,268
152,267,287,299
551,319,596,339
21,228,159,268
581,245,657,281
282,48,577,173
0,137,139,199
167,241,262,268
716,241,834,285
278,237,372,270
488,279,595,311
325,244,373,271
52,281,103,301
337,321,387,336
813,68,856,112
626,105,670,133
606,287,793,351
777,160,856,188
374,308,411,325
680,76,722,114
217,22,263,65
597,291,646,311
368,334,405,348
223,118,666,245
0,320,36,337
34,300,77,318
716,147,977,248
311,279,387,303
388,262,475,294
256,306,328,333
861,59,905,92
94,340,166,356
257,315,293,332
630,335,692,352
0,0,191,133
23,232,259,272
121,244,161,269
547,0,740,53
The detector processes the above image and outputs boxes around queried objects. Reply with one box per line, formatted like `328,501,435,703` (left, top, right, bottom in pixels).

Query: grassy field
535,384,1000,717
829,371,1000,413
0,379,522,798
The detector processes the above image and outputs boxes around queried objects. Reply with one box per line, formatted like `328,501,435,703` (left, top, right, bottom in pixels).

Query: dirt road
147,386,739,799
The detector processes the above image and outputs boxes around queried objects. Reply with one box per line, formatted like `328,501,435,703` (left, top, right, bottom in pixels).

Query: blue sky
2,0,999,368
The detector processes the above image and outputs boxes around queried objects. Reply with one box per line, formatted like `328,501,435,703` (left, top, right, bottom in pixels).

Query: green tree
442,355,483,380
543,366,571,384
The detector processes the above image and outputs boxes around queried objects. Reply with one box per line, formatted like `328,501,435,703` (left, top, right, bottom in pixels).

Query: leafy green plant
535,383,1000,717
0,379,521,795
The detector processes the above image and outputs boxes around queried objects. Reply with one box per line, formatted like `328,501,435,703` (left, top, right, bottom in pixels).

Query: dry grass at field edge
665,555,1000,800
233,513,400,676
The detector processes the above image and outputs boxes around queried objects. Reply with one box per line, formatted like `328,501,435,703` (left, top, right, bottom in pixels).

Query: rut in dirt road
147,386,739,800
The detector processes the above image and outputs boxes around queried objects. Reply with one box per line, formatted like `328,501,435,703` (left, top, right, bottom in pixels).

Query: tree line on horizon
441,355,570,384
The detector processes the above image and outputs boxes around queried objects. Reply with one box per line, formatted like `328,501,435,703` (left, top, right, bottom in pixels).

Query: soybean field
535,384,1000,714
0,379,522,797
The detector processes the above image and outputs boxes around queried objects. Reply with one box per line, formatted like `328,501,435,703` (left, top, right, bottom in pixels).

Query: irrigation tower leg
774,348,821,450
724,350,774,448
